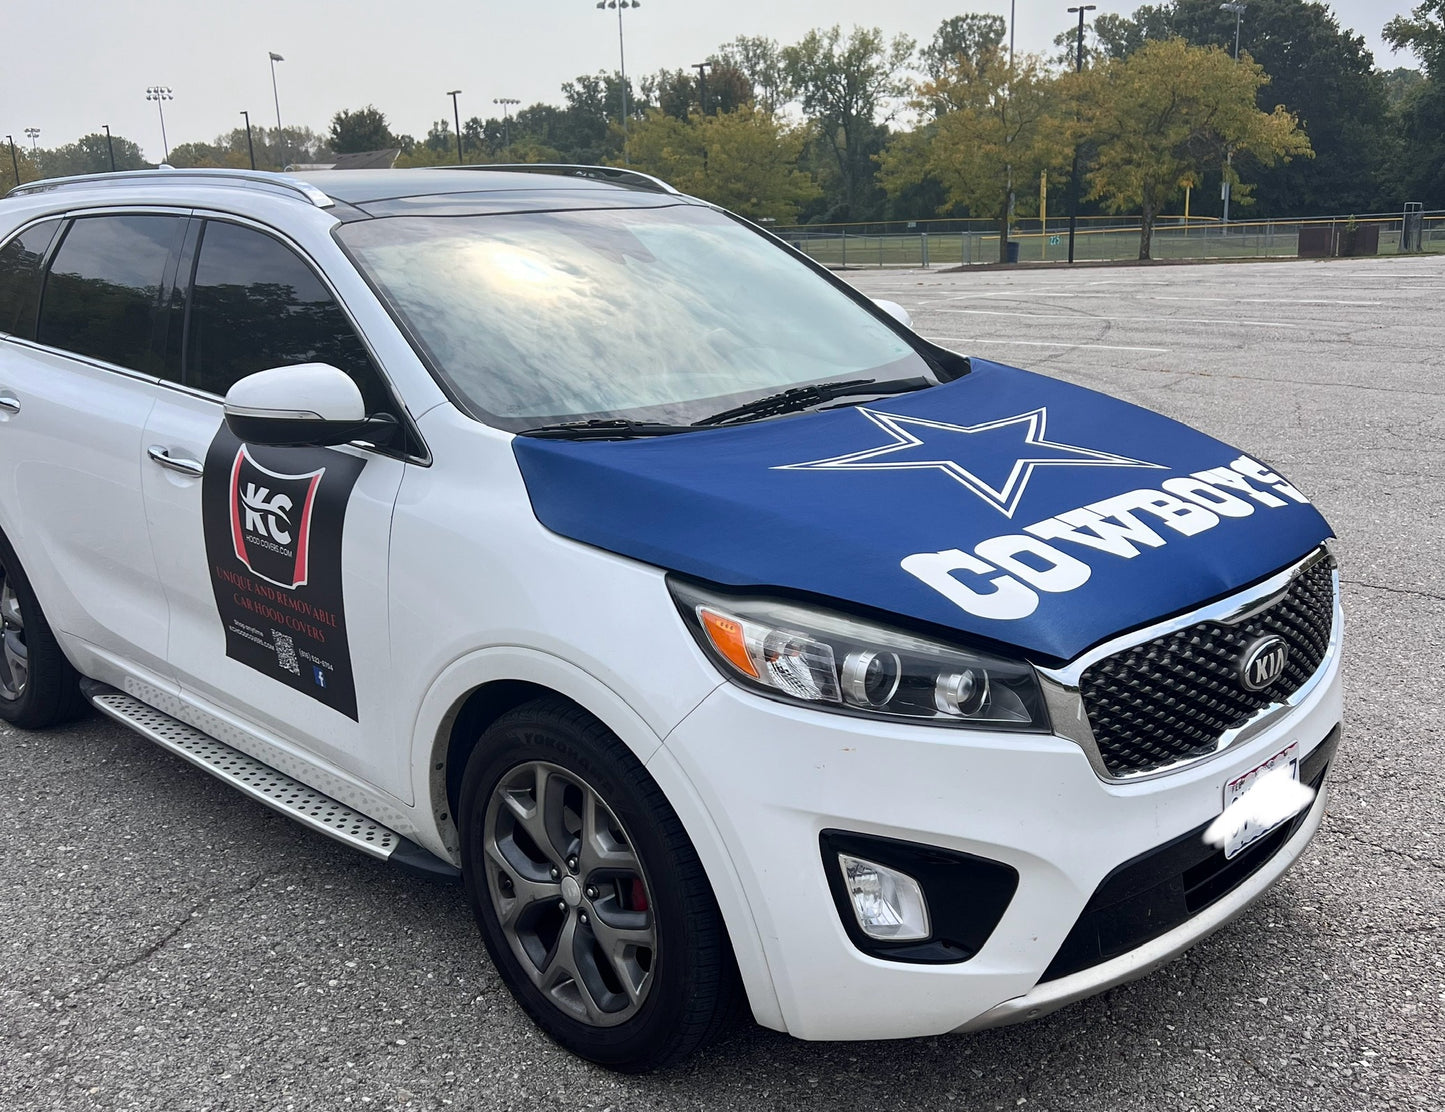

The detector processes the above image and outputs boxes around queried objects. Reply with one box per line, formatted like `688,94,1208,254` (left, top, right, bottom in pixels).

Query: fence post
841,232,847,268
879,236,884,267
965,231,972,266
921,233,929,269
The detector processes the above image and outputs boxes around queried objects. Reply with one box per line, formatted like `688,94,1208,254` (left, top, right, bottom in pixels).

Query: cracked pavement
2,255,1442,1110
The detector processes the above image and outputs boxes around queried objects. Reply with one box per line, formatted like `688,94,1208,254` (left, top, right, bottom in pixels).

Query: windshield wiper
518,418,700,440
695,376,933,427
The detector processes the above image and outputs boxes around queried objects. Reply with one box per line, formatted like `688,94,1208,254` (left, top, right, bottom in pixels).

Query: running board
86,686,459,881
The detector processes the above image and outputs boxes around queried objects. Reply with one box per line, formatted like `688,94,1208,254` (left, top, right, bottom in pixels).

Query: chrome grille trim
1037,546,1339,783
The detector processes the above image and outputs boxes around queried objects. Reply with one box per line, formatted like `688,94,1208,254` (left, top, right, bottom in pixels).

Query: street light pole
692,61,711,115
145,88,172,161
6,136,19,186
102,124,116,171
269,52,285,167
1066,5,1096,265
447,90,465,164
1219,2,1246,226
241,111,257,170
596,0,641,164
493,98,520,152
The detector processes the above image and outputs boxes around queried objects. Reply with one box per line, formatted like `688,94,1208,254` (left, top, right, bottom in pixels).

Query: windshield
339,204,934,430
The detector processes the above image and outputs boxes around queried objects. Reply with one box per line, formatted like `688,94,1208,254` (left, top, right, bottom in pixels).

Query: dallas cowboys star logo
775,407,1164,518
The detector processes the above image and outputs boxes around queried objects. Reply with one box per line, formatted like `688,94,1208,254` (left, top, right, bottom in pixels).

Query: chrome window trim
1037,546,1339,784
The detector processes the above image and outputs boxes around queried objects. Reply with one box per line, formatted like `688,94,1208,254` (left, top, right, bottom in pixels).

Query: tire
0,532,86,728
458,696,739,1071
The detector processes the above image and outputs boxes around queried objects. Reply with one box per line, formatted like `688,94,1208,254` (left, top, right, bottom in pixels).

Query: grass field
781,218,1445,268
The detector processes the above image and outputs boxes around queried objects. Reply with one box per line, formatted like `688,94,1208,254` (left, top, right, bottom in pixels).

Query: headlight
669,578,1049,731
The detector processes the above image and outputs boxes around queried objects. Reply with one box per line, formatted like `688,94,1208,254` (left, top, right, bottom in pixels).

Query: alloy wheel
482,760,657,1027
0,569,29,702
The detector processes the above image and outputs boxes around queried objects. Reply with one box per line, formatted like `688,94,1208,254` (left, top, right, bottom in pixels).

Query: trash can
1006,241,1020,264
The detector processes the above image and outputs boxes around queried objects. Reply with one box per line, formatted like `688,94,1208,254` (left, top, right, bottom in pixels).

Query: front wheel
458,697,738,1071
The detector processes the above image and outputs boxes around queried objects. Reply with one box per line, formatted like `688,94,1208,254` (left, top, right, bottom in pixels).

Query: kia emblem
1239,635,1290,692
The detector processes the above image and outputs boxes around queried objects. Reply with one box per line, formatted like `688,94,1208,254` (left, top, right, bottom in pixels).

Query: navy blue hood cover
511,360,1331,664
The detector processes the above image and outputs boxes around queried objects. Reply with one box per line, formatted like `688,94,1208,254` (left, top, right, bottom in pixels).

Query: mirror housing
873,299,913,329
224,364,387,447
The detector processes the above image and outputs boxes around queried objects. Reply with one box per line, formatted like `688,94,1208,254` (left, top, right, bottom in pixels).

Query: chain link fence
773,211,1445,269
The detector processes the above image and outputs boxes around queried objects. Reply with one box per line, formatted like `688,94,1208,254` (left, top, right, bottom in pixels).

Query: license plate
1221,742,1300,859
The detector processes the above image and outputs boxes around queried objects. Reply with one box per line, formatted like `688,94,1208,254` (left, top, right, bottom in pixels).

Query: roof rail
439,163,680,195
5,168,334,209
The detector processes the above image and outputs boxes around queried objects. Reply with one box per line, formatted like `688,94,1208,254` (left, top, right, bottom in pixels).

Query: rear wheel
458,697,738,1071
0,537,85,729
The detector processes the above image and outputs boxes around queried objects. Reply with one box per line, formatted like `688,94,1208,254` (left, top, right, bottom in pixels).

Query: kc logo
239,484,294,545
228,446,326,590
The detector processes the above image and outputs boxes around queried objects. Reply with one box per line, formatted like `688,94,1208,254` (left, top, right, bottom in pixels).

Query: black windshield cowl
696,376,933,427
519,418,702,440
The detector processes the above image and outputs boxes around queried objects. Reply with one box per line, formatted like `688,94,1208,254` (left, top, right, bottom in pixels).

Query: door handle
147,445,205,477
0,394,19,414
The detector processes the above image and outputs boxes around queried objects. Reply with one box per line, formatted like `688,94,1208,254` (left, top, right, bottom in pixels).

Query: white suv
0,167,1341,1070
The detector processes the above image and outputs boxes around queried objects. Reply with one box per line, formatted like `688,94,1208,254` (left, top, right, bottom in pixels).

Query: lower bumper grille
1038,726,1338,985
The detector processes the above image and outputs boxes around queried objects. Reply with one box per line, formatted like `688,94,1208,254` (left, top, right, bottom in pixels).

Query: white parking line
925,336,1170,353
932,308,1298,328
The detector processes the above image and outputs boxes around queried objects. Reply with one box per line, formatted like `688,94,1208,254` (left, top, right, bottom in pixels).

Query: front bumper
659,603,1343,1041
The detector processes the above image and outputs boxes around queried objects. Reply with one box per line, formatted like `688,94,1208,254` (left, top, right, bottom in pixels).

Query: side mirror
873,299,913,329
224,364,388,447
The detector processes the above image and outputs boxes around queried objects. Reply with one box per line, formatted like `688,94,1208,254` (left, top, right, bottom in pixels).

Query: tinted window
0,220,62,339
36,215,181,373
186,220,389,413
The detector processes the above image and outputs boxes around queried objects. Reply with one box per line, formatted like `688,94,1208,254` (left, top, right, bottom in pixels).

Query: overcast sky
4,0,1419,162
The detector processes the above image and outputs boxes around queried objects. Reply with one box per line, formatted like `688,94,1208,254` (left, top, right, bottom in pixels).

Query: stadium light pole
269,52,285,167
102,124,116,171
447,90,465,164
24,127,40,152
494,98,520,150
692,61,711,114
1219,2,1246,226
6,136,19,185
596,0,640,164
1066,5,1096,265
145,88,172,161
241,110,257,170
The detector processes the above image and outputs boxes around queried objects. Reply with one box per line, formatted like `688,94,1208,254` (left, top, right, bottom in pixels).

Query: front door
140,217,415,800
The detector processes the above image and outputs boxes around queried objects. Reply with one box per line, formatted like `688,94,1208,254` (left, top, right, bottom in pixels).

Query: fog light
837,854,930,941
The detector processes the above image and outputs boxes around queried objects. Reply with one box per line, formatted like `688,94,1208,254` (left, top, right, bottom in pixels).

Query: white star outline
774,406,1166,518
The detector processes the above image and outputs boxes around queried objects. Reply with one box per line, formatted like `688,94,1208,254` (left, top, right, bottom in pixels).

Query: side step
86,686,460,881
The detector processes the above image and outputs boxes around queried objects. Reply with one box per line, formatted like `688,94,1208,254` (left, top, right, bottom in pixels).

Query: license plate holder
1221,742,1301,859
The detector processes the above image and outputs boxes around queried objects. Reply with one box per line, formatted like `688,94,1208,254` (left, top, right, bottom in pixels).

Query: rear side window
36,214,182,374
0,220,62,340
185,220,390,414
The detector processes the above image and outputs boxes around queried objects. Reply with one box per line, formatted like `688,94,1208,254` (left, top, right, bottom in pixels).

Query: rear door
0,211,187,680
140,215,414,797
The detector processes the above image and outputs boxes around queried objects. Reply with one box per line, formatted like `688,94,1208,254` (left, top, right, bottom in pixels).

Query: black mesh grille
1080,558,1335,777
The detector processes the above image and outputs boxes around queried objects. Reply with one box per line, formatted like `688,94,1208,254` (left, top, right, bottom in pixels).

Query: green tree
783,26,915,219
1,145,38,191
1384,0,1445,205
921,14,1007,80
625,105,820,221
1076,38,1311,258
880,47,1066,261
34,133,147,176
713,36,791,115
329,106,395,153
1381,66,1426,107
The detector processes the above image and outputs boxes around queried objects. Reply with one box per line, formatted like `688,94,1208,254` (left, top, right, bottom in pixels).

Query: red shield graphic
228,446,326,589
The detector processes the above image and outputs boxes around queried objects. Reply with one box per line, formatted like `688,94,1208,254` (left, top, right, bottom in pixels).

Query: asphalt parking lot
3,254,1442,1111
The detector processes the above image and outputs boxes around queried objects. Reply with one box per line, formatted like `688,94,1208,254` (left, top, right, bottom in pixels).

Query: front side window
36,214,182,373
339,204,932,430
186,220,390,414
0,219,62,340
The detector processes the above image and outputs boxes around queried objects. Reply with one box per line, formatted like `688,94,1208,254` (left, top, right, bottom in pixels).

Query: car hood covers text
511,360,1331,663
